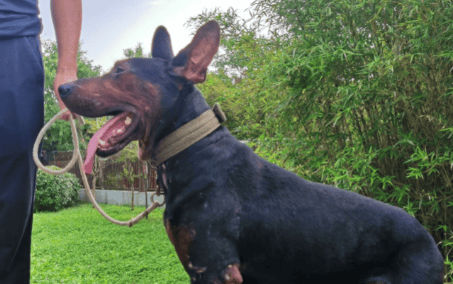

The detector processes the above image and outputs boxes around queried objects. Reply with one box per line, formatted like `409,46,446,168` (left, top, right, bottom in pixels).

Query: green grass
31,203,188,283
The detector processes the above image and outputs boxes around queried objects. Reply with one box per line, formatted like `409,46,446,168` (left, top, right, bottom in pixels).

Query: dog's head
59,21,220,172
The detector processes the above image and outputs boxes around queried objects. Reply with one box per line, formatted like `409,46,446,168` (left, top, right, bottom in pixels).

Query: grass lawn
31,203,188,283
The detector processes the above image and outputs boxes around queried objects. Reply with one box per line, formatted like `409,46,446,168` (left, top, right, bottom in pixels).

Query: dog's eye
116,67,124,74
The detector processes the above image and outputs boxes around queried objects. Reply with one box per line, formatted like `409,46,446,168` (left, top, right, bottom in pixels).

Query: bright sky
38,0,254,72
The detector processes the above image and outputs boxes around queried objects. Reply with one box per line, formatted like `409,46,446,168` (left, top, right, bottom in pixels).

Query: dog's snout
58,83,73,99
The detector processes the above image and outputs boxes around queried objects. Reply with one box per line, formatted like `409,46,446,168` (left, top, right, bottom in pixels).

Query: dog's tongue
84,112,130,174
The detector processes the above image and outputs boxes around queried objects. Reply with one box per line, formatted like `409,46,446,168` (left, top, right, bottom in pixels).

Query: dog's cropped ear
152,26,174,60
171,20,220,84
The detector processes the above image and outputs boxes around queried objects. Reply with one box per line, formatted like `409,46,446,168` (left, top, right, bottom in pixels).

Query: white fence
78,189,165,207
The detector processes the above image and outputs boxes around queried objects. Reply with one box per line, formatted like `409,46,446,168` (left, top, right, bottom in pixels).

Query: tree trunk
91,157,97,207
131,184,135,211
131,163,135,211
99,159,105,189
144,162,148,219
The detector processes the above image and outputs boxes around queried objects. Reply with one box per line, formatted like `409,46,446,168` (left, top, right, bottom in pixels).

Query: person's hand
53,69,78,121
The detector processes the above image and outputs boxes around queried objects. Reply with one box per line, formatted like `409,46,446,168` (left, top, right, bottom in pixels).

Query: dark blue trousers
0,36,44,283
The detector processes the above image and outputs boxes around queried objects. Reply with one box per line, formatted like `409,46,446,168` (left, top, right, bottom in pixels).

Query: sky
38,0,254,72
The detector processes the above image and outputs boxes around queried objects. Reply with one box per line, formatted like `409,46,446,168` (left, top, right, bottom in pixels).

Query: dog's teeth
98,139,106,146
125,117,132,125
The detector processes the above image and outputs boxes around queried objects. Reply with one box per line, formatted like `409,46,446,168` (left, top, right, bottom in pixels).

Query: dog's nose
58,83,73,99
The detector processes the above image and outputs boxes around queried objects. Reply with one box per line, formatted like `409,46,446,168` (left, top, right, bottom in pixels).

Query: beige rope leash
33,108,165,227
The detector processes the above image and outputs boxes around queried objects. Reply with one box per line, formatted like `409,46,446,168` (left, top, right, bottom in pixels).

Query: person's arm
51,0,82,120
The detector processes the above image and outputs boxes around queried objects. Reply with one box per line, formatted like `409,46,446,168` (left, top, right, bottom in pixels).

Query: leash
33,108,165,227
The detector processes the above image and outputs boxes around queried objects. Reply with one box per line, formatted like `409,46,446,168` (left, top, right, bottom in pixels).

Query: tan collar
154,103,226,165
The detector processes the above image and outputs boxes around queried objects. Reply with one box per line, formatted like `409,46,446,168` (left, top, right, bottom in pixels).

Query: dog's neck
153,85,210,146
156,86,230,214
173,85,211,129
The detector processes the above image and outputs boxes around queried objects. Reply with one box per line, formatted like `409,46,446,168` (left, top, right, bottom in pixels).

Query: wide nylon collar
154,103,226,165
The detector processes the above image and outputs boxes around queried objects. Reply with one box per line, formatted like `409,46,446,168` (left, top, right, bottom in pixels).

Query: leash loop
33,108,81,175
150,192,165,207
33,108,165,227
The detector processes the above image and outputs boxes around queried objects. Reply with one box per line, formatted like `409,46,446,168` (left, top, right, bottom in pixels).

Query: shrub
35,166,81,212
104,172,121,189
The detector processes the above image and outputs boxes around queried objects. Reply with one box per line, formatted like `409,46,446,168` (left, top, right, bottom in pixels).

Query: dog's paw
221,264,242,284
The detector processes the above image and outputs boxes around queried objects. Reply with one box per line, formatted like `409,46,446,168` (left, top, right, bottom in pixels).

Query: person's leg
0,35,44,284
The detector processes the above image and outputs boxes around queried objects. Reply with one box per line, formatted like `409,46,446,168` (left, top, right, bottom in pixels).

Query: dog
58,20,444,284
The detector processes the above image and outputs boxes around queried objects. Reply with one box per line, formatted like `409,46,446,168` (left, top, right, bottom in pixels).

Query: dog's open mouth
84,112,140,174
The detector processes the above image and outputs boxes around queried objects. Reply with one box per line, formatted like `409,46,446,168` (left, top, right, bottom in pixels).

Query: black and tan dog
58,21,444,284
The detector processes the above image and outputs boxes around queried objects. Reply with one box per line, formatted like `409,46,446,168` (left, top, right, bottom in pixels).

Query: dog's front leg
165,218,243,284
